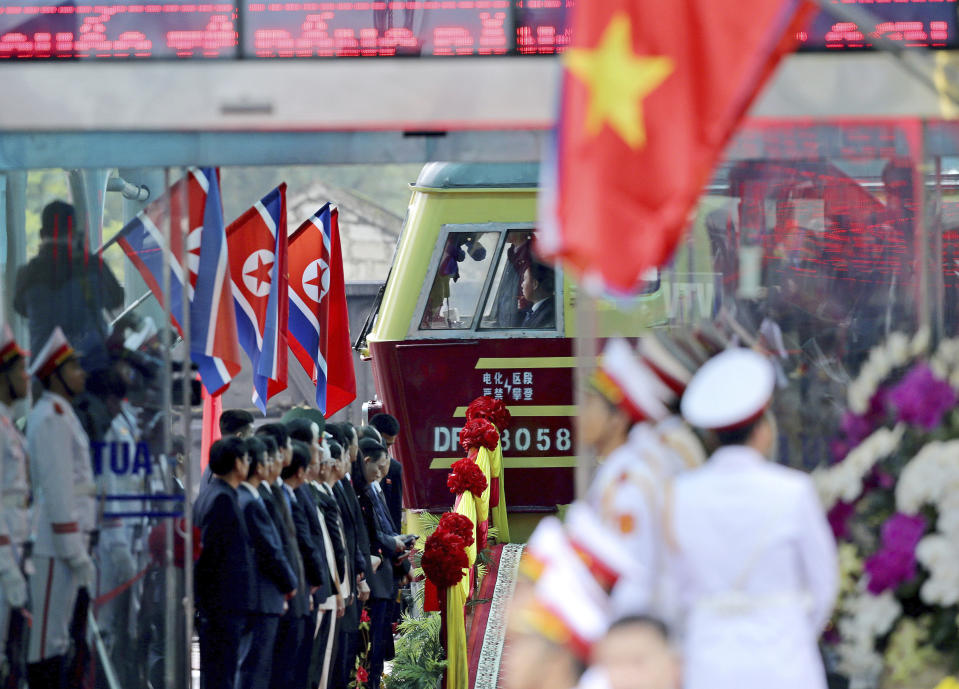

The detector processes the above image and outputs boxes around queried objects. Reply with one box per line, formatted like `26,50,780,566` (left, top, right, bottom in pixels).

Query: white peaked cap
564,501,636,590
638,333,694,395
529,541,611,660
595,339,672,423
0,324,27,366
520,515,574,582
28,326,77,379
680,348,775,431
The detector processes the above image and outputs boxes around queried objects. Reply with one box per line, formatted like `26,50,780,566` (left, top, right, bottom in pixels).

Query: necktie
367,485,395,535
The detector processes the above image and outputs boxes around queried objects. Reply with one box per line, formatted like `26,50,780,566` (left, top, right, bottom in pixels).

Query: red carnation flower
360,608,371,624
438,512,475,548
459,418,500,452
466,395,512,431
489,398,512,431
447,458,488,497
466,396,496,422
355,666,369,684
421,529,468,588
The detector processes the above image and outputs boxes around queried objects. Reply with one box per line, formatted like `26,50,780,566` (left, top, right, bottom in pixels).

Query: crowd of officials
196,408,413,689
0,308,411,689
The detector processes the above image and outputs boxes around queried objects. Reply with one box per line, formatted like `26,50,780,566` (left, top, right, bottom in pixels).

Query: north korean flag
225,184,289,413
114,171,206,335
189,168,243,396
288,204,356,416
115,167,241,395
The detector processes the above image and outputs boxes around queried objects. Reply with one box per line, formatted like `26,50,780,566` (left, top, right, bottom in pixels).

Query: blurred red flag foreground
538,0,812,295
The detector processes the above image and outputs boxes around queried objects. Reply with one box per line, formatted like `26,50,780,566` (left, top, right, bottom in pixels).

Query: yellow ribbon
446,578,469,689
474,447,492,524
491,441,510,542
453,492,478,567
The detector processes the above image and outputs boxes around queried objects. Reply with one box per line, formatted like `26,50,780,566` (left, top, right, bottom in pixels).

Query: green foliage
383,613,446,689
417,512,441,539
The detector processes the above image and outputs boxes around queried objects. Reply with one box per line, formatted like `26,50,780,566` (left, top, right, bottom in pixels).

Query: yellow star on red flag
564,12,674,149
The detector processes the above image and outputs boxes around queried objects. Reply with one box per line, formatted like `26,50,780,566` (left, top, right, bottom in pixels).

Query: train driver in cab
519,261,556,330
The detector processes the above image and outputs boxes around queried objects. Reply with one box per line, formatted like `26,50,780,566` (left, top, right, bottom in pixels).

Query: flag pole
573,286,599,500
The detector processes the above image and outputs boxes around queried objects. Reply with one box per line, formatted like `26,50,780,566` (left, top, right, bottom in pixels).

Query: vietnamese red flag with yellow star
538,0,812,294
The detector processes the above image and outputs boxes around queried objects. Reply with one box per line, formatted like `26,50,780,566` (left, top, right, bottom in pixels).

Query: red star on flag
246,252,274,293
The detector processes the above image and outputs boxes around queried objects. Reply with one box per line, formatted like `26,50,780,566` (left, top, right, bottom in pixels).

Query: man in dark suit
193,436,255,689
286,440,332,689
200,409,256,491
328,423,375,687
369,413,403,532
236,437,297,689
354,439,410,689
519,262,556,329
307,438,349,689
255,426,312,689
369,413,406,640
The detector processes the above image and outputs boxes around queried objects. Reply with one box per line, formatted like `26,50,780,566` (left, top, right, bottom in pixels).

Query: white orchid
916,535,959,606
896,440,959,515
814,425,905,508
847,331,930,414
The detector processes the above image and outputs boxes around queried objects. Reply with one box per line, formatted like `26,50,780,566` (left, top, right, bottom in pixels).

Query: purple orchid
864,513,926,595
828,501,856,540
831,389,891,464
887,363,957,430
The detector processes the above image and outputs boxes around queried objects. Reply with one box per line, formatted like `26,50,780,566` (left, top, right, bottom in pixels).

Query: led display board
0,0,953,59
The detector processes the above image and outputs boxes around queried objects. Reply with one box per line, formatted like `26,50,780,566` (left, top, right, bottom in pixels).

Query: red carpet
466,543,505,689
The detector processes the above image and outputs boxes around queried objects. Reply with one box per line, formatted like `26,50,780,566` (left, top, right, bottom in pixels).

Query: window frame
409,222,564,339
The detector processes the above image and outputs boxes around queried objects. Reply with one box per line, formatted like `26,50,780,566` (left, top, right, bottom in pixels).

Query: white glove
0,567,26,609
66,552,95,589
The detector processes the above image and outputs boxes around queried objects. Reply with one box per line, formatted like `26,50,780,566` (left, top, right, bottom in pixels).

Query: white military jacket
26,391,96,559
667,445,838,689
0,401,30,546
586,421,683,618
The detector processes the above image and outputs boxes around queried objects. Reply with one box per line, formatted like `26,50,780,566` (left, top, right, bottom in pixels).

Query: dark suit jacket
291,483,332,601
309,482,347,592
193,477,254,615
332,481,363,632
238,484,297,616
340,477,389,600
383,458,404,533
522,298,555,329
357,485,398,600
259,482,310,618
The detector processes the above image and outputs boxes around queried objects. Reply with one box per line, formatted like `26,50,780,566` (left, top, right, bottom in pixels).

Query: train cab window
479,230,556,330
420,231,499,329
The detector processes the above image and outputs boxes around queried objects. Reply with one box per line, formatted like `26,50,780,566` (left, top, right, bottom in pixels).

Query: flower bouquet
813,329,959,688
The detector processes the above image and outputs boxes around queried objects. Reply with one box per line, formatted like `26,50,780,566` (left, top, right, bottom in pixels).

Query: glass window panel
664,121,924,472
6,167,191,687
420,230,498,330
479,229,558,331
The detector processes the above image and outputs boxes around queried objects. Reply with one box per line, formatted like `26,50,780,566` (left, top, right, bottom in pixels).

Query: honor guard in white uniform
669,348,838,689
0,327,31,652
508,502,636,689
580,338,693,619
24,327,96,687
583,339,673,514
